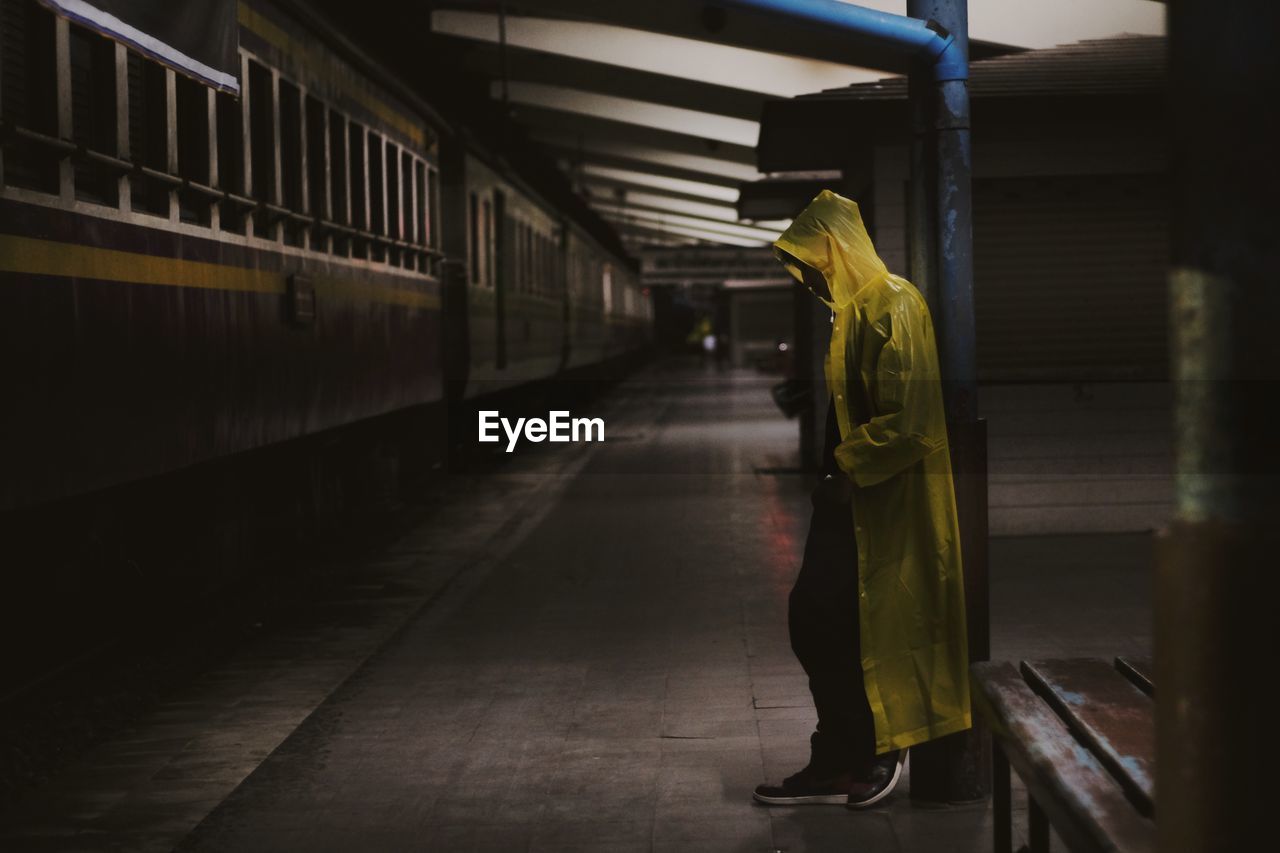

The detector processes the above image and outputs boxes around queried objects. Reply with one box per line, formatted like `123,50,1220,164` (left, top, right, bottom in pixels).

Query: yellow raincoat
775,190,971,753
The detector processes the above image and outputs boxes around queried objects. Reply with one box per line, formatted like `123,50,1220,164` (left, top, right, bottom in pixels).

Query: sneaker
752,767,855,805
845,750,905,809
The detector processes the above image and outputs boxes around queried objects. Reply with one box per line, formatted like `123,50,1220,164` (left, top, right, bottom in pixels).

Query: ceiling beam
548,146,745,190
573,164,738,202
611,221,716,247
600,214,764,247
429,7,890,97
442,39,767,121
577,182,742,222
533,133,759,185
509,104,758,166
594,203,780,242
494,81,759,147
569,169,737,206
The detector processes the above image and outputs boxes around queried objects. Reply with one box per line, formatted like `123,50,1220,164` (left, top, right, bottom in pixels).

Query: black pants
788,403,877,776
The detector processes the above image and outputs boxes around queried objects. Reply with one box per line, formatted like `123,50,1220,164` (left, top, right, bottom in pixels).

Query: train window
400,150,413,269
530,231,538,294
540,234,550,294
175,74,211,225
368,131,385,261
305,95,326,221
1,0,58,193
348,122,366,258
546,235,555,295
511,220,520,291
127,52,170,217
545,235,553,295
414,159,426,259
328,110,348,255
546,235,556,295
69,23,118,206
278,79,303,246
468,192,479,284
427,166,439,255
534,232,542,295
602,264,613,313
247,60,275,237
525,224,533,293
543,234,551,295
509,220,518,290
386,143,400,265
518,222,527,292
482,198,493,287
215,90,245,233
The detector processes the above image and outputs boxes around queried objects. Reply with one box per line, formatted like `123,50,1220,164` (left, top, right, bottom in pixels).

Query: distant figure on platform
753,190,970,809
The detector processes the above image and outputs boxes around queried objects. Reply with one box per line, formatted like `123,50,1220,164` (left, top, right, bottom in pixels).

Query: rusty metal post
905,0,989,805
1158,2,1280,850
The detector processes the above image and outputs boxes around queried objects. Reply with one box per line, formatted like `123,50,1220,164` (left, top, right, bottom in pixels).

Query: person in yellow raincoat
753,190,970,808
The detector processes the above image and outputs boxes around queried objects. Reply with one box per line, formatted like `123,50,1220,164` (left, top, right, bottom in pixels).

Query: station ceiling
324,1,1167,252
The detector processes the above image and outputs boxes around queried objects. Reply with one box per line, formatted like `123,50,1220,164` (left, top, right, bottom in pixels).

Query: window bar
358,125,369,256
296,87,309,249
268,67,282,241
407,154,419,271
335,111,349,257
114,41,129,208
53,13,72,201
205,82,218,229
376,133,387,260
163,68,177,222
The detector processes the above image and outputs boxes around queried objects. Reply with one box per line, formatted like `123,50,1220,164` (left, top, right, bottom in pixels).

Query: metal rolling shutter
973,175,1170,381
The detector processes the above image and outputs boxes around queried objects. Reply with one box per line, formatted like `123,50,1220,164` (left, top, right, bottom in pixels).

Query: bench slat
1114,656,1154,696
1022,659,1155,817
972,661,1155,853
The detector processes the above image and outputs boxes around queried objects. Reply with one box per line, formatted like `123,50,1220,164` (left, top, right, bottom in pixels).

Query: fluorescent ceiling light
595,203,782,243
580,185,741,223
432,11,885,98
496,81,759,147
538,136,761,182
576,164,739,203
602,215,764,248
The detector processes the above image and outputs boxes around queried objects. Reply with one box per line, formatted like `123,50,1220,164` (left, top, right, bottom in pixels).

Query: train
0,0,653,520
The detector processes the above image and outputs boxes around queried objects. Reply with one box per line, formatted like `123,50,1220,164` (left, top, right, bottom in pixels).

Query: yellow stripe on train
0,235,440,310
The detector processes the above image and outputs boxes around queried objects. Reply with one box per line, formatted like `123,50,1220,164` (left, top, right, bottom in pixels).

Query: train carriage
0,0,651,518
0,0,450,511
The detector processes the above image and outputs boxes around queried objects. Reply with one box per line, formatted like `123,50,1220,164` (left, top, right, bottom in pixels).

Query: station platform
1,361,1153,853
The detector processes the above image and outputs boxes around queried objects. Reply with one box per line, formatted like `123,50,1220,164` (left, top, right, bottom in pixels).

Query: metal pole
906,0,989,806
907,60,937,316
1158,2,1279,850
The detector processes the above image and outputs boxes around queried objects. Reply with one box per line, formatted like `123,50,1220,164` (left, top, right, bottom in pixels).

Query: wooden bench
972,657,1156,853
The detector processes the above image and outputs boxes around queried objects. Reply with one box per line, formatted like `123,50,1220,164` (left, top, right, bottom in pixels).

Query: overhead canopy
40,0,239,92
315,0,1165,251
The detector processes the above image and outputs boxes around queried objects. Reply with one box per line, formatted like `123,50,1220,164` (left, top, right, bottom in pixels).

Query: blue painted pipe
718,0,967,80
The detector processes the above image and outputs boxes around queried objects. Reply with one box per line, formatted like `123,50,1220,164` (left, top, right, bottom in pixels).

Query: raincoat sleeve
833,296,945,488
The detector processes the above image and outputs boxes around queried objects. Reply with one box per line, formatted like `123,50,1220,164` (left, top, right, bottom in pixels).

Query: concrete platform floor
1,363,1153,852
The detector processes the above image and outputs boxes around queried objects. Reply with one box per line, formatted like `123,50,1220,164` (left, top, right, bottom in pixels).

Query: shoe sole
752,791,849,806
846,753,905,810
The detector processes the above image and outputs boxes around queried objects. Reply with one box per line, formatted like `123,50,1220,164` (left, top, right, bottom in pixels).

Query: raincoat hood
774,189,889,311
